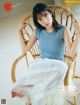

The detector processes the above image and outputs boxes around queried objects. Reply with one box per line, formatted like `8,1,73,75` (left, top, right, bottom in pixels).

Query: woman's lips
45,23,50,26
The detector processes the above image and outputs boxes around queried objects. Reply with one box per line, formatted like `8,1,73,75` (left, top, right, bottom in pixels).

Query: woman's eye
38,18,42,21
37,12,49,22
45,13,47,17
38,18,42,22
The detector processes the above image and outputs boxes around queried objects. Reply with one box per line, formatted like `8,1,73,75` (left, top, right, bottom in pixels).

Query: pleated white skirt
12,58,68,105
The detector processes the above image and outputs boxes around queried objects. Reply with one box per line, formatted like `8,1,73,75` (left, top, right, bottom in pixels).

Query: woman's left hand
73,19,80,34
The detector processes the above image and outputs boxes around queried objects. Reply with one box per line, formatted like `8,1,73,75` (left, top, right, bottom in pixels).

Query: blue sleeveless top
36,26,66,61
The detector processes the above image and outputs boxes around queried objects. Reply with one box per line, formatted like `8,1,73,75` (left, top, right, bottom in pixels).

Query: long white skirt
12,58,68,105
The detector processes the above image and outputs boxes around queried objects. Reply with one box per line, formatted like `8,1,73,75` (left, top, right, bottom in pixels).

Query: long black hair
33,3,62,31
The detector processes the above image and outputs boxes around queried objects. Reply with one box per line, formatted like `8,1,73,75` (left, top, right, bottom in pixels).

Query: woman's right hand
18,18,27,32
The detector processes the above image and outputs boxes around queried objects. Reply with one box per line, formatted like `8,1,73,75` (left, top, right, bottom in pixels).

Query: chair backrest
11,5,77,84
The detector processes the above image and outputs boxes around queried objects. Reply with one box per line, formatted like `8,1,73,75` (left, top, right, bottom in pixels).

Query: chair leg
72,61,80,79
65,95,77,105
26,96,31,105
65,98,74,105
26,103,31,105
74,95,77,105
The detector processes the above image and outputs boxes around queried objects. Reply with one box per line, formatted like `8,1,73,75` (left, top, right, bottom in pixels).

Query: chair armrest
11,53,27,84
64,52,77,61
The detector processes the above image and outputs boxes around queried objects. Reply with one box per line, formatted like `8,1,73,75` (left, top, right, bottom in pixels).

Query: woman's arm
18,19,37,53
64,20,80,57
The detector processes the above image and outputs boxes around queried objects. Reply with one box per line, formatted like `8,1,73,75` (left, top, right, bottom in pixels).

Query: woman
12,3,80,105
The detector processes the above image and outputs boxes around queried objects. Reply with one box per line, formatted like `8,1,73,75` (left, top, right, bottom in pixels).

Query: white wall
0,12,33,105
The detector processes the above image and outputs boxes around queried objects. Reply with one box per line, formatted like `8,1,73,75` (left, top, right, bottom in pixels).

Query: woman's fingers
73,19,80,33
18,20,27,31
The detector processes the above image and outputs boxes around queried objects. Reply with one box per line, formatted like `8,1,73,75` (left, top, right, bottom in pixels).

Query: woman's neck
46,26,53,32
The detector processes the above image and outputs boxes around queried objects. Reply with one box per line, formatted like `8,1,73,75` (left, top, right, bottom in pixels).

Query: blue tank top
36,26,66,61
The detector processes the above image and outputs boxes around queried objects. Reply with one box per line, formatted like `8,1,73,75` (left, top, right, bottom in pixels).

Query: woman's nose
43,17,48,23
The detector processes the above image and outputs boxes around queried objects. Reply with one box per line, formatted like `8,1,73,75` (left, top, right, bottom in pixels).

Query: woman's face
37,11,53,28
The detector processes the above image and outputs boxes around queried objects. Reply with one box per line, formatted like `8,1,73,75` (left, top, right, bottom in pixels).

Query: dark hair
33,3,62,31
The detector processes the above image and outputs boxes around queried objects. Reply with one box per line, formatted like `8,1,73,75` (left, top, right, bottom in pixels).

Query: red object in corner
3,2,12,12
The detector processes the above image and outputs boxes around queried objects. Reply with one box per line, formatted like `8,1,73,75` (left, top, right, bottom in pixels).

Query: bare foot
12,92,24,98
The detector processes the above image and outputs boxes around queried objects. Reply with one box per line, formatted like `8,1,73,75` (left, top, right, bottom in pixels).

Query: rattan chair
11,5,80,105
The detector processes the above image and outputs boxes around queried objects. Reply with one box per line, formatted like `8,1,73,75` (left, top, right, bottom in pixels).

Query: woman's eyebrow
37,12,49,19
37,14,43,19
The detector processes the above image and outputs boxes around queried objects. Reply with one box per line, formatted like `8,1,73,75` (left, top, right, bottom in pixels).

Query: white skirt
12,58,68,105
